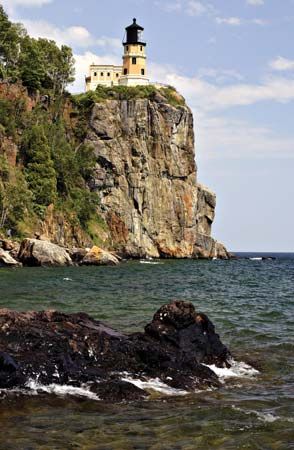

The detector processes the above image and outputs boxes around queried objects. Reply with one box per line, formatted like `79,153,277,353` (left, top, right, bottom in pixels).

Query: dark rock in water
0,301,230,401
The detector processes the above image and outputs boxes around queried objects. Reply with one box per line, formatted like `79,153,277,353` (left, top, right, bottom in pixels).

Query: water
0,255,293,449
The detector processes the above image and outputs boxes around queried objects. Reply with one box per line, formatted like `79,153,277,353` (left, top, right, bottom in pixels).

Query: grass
72,84,186,110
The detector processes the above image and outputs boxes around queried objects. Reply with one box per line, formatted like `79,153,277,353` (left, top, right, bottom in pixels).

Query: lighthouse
85,18,149,91
119,18,149,87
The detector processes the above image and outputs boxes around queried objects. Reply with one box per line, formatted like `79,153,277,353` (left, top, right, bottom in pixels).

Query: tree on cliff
22,125,57,210
0,156,32,229
0,6,75,95
0,6,23,79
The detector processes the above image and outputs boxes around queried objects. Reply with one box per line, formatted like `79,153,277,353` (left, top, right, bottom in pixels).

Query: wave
0,359,259,401
232,405,294,424
25,380,100,400
206,359,259,382
139,261,163,265
249,257,263,261
120,374,188,396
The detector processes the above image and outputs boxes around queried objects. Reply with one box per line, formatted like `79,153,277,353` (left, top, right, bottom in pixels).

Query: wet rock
90,380,147,402
70,247,88,264
80,246,120,266
0,249,22,267
18,238,73,267
0,301,230,401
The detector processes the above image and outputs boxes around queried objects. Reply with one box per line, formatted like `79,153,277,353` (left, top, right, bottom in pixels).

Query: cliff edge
0,83,228,259
83,90,228,258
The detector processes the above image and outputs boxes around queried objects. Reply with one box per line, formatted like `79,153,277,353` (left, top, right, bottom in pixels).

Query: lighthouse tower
119,18,149,87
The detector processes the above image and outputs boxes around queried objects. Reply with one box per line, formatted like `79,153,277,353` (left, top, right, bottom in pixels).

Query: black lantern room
124,18,146,46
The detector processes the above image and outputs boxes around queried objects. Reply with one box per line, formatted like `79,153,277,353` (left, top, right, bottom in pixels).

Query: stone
86,96,229,259
0,301,231,400
70,247,87,264
80,246,120,266
18,238,73,267
0,249,22,267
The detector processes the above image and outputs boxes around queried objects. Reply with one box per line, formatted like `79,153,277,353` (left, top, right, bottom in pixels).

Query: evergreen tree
23,125,57,208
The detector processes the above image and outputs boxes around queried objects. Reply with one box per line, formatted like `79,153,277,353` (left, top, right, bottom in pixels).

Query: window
116,73,119,77
140,46,143,51
141,69,145,75
107,72,110,77
124,68,128,75
126,46,129,51
94,72,97,76
132,57,137,65
101,72,104,76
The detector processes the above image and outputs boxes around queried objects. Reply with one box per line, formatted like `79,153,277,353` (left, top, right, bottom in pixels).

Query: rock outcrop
0,249,21,267
86,94,228,259
18,238,72,267
80,245,120,266
0,300,230,401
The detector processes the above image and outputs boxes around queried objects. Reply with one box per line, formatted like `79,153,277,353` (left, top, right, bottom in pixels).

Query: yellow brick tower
119,18,149,86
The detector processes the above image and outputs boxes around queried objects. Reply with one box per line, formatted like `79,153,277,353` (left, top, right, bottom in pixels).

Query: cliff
83,90,228,258
0,83,228,259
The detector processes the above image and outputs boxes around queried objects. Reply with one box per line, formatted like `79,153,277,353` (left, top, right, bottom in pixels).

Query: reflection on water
0,256,293,449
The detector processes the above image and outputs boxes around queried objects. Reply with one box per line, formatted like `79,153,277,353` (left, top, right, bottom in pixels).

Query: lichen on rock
84,91,228,259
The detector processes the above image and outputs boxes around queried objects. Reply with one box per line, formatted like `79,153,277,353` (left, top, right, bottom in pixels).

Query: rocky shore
0,238,120,267
0,300,230,401
0,236,231,268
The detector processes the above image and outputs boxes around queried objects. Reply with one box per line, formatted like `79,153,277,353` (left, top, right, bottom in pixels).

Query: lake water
0,255,293,449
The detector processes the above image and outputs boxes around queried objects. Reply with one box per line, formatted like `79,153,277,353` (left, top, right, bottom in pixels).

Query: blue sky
3,0,294,251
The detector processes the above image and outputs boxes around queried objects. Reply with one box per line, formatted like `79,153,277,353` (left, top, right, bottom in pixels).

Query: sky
2,0,294,251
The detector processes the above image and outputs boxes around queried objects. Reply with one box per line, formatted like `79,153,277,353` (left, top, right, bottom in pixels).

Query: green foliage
72,84,158,109
0,97,26,137
0,6,23,79
22,124,57,207
0,155,33,230
72,84,186,109
0,7,101,240
0,6,75,95
160,86,186,107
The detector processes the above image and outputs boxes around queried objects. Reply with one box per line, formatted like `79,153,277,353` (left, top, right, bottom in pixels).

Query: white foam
249,257,262,261
63,277,73,281
232,406,280,423
139,261,163,265
206,359,259,382
25,380,100,400
121,374,188,396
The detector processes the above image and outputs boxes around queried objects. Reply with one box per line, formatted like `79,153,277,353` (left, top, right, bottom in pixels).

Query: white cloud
150,63,294,111
19,19,121,51
2,0,52,6
155,0,215,17
247,0,264,5
147,61,294,160
1,0,52,14
216,17,242,26
196,114,294,160
197,67,244,83
270,56,294,71
21,19,94,47
252,18,268,25
186,1,207,16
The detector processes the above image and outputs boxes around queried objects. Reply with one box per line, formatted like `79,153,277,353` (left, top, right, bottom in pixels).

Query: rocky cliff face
85,93,228,258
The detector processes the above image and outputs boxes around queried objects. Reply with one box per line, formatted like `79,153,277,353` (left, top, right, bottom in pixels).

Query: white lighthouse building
85,19,149,91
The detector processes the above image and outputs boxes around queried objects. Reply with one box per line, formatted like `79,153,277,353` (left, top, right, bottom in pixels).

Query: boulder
0,249,22,267
18,238,73,267
70,247,88,264
80,246,120,266
0,301,231,401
